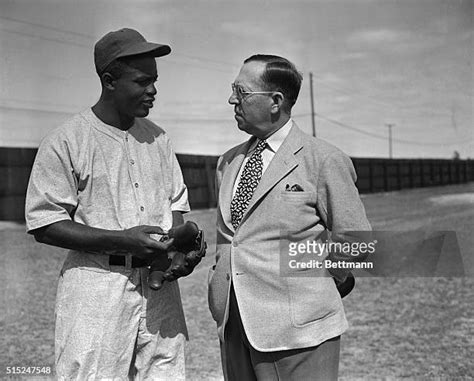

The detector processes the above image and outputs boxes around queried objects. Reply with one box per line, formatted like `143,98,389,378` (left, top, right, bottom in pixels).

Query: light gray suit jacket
208,122,371,352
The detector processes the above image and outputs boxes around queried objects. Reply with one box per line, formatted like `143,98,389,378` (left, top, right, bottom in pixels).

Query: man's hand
123,225,174,260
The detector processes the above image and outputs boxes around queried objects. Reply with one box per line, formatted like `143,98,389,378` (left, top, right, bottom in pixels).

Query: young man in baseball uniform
25,28,204,380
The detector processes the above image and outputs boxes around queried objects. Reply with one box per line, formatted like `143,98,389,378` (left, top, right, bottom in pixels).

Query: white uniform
26,108,190,380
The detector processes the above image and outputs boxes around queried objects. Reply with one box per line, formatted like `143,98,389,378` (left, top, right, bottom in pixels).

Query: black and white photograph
1,0,473,380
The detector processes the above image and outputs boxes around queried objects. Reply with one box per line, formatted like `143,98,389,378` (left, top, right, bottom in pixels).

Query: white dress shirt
232,118,293,197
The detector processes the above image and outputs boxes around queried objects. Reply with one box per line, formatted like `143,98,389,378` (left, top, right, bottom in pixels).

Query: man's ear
270,92,284,114
101,72,116,91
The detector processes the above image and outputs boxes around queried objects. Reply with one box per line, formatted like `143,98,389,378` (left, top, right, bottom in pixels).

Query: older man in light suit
208,54,371,380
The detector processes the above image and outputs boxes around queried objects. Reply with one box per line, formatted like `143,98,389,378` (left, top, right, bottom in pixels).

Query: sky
0,0,472,158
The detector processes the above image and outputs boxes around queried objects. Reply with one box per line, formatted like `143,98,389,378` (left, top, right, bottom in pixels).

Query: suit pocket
287,277,341,327
279,192,317,234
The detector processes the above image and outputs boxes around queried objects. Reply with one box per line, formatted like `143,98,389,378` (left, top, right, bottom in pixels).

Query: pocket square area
285,184,304,192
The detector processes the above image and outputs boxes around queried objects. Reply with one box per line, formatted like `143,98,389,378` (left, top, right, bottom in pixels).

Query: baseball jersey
25,108,189,233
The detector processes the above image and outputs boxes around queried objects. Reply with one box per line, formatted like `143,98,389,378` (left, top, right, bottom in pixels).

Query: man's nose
228,92,239,105
146,83,157,96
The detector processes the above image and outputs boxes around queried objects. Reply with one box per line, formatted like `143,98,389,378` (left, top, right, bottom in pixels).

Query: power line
306,72,398,111
1,26,235,75
0,14,417,113
0,102,233,121
2,15,470,113
0,15,94,39
2,102,471,147
1,16,236,72
294,111,472,147
304,71,472,118
1,15,470,149
0,28,90,48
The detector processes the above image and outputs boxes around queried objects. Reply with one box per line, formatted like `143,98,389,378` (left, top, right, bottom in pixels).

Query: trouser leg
131,268,187,381
55,266,142,380
222,285,257,381
251,336,340,381
221,285,340,381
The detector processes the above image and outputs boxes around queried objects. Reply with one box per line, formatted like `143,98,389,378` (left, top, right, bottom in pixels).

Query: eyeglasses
231,83,275,101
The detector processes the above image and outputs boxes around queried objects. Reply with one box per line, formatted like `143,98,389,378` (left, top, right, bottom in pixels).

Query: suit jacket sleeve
316,150,372,281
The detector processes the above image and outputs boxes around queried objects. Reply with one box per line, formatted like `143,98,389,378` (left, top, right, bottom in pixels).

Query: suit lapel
242,123,304,224
219,137,255,232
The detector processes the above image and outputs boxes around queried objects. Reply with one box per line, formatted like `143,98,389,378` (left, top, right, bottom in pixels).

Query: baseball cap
94,28,171,74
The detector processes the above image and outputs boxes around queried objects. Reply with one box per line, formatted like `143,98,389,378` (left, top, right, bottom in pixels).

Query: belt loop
125,255,132,269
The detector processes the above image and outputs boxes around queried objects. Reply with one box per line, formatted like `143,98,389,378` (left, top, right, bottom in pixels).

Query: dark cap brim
117,42,171,59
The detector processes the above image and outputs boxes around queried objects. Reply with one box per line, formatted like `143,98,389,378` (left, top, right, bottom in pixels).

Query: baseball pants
55,252,188,380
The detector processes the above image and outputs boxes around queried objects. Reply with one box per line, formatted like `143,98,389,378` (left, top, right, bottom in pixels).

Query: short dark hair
244,54,303,110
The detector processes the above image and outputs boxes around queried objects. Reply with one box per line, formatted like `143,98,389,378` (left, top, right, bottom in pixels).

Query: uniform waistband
109,255,149,268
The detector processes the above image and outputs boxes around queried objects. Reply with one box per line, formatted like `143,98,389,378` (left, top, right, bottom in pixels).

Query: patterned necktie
230,139,267,229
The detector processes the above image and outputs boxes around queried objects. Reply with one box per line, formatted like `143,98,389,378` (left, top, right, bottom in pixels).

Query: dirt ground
1,183,473,380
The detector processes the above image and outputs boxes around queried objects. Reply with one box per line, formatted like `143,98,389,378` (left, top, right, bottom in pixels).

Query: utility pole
386,123,395,159
309,72,316,137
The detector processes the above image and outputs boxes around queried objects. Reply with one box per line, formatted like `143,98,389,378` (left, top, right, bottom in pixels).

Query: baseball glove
148,221,207,290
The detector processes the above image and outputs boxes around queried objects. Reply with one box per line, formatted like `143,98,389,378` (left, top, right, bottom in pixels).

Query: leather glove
164,230,207,281
148,221,207,290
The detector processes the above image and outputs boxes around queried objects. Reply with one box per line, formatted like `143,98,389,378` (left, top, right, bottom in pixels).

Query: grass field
1,183,473,380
